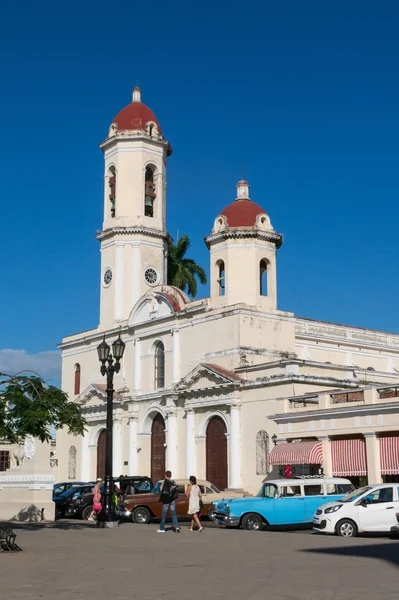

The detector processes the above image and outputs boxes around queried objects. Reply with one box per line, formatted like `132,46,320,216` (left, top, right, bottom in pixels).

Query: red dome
112,100,162,133
220,199,266,227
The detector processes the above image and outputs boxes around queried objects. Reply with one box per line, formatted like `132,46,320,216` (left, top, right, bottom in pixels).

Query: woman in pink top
88,478,102,521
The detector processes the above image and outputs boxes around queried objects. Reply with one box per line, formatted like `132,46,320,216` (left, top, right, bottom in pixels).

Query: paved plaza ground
0,520,398,600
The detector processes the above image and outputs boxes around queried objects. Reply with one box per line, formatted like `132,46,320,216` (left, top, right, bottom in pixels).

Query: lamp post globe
112,334,126,362
97,336,110,362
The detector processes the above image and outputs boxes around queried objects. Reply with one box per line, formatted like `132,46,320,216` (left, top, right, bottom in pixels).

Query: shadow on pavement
0,520,97,531
302,541,399,568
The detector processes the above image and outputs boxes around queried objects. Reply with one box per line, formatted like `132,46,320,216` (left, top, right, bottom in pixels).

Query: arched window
260,259,268,296
108,166,116,218
154,341,165,389
256,431,270,475
217,260,225,296
144,165,156,217
68,446,77,480
74,364,81,395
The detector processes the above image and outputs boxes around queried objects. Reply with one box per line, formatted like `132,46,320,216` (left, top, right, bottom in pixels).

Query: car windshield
341,486,373,503
210,484,220,494
257,484,277,498
152,481,162,494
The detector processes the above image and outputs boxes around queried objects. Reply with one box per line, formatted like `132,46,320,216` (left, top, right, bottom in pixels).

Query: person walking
88,478,102,521
186,475,204,532
157,470,180,533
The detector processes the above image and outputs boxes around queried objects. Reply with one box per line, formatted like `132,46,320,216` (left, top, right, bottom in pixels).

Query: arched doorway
97,430,106,479
151,414,166,483
206,416,228,490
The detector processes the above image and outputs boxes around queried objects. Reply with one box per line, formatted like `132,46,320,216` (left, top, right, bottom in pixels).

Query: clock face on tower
144,267,159,286
103,268,113,286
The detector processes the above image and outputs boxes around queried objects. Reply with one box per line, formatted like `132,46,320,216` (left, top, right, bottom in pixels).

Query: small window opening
144,166,156,217
217,261,225,296
109,169,116,218
260,259,268,296
74,363,81,395
154,341,165,389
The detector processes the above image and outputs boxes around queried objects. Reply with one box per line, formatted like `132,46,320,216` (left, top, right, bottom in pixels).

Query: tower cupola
205,180,282,309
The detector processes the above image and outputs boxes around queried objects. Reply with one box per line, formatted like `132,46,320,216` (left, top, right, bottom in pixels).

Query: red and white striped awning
268,441,323,466
380,437,399,475
331,439,367,476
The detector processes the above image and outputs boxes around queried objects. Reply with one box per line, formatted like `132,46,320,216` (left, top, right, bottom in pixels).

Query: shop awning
379,437,399,475
331,439,367,476
268,441,323,466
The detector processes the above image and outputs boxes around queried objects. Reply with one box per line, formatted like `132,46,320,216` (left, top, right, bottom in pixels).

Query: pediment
128,286,189,326
76,384,107,406
176,363,242,392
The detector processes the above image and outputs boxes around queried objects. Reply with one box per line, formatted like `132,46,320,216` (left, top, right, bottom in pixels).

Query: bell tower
97,88,172,329
205,180,283,309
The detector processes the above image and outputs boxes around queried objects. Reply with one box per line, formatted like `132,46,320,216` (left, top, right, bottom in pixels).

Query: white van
313,483,399,537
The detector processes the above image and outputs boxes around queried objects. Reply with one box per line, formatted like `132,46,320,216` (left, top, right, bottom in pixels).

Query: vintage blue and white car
210,477,355,531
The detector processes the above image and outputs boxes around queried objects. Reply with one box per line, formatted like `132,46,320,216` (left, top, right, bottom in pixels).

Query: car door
357,487,396,532
175,485,189,516
303,484,327,522
273,485,305,525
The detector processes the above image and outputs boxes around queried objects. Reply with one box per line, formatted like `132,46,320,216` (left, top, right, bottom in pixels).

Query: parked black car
77,476,153,520
54,484,95,519
53,481,87,502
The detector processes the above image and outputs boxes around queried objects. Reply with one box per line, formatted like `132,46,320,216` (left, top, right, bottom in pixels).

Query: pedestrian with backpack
157,470,180,533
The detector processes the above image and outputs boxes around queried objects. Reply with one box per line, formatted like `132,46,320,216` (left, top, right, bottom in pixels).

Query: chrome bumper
209,511,240,528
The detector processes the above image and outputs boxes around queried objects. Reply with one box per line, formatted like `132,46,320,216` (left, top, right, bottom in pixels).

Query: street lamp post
97,333,125,527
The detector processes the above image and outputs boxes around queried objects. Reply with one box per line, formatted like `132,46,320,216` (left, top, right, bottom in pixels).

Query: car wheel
81,505,93,521
55,507,64,520
336,519,357,538
241,513,265,531
132,507,151,524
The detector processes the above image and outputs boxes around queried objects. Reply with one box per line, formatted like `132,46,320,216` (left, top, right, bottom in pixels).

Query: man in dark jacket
157,470,180,533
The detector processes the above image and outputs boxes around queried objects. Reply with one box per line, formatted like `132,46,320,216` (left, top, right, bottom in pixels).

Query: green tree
167,234,207,298
0,372,86,443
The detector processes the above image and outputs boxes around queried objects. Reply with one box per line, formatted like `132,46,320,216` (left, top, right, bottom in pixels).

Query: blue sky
1,1,398,382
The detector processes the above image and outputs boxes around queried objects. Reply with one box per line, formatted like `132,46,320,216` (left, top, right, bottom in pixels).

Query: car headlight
325,505,342,514
225,504,230,515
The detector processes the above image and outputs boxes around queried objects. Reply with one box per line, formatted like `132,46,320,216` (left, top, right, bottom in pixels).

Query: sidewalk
0,521,398,600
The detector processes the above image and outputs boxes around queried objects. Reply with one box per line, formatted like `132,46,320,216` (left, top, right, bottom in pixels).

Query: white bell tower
97,88,172,330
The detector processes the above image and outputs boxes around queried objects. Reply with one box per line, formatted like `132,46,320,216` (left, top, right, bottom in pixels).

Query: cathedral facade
58,89,399,494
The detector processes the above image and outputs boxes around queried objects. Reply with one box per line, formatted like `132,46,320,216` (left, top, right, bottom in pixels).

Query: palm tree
167,234,207,298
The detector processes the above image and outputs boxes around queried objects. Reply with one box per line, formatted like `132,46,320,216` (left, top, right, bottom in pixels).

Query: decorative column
131,244,140,306
318,436,332,477
114,243,124,321
364,432,382,484
172,329,180,384
185,409,196,477
128,412,138,476
80,429,90,481
113,418,122,476
134,338,141,392
166,409,178,475
229,404,243,489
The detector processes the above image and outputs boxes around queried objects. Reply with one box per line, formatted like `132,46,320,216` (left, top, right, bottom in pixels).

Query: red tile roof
112,102,162,133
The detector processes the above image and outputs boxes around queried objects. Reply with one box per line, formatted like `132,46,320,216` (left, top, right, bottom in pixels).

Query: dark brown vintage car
122,481,212,524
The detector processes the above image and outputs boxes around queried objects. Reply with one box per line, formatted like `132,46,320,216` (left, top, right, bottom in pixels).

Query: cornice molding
269,400,399,422
0,474,56,487
96,226,173,244
204,228,283,249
